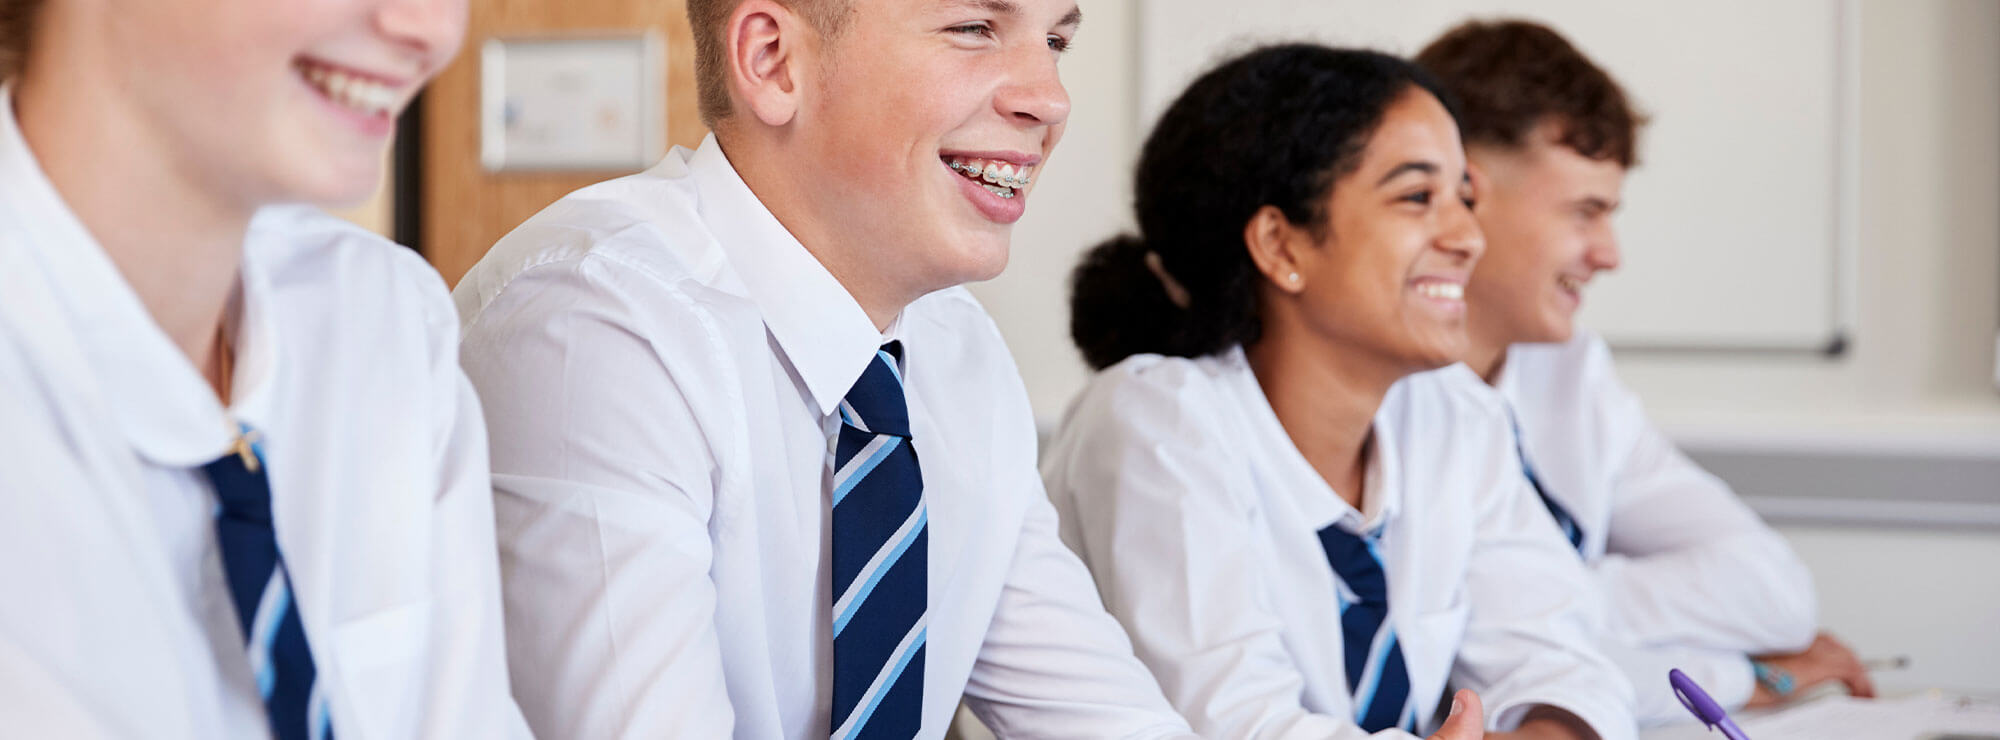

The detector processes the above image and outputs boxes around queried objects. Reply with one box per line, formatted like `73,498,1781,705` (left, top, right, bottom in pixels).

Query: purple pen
1670,668,1752,740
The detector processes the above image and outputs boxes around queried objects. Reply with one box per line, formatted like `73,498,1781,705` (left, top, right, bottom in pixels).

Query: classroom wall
969,0,2000,693
977,0,2000,431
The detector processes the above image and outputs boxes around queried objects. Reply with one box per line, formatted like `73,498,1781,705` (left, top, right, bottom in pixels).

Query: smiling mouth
1558,275,1585,294
1416,282,1465,300
945,156,1035,199
295,58,402,118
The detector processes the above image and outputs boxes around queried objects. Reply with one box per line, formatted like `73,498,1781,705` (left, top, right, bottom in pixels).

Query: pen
1671,668,1752,740
1863,655,1911,671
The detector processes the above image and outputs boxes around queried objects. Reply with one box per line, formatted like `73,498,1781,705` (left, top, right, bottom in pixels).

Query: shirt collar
3,85,267,467
1221,346,1401,536
686,133,889,417
1485,348,1525,406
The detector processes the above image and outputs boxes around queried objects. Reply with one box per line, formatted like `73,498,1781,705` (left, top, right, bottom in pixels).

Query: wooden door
419,0,706,286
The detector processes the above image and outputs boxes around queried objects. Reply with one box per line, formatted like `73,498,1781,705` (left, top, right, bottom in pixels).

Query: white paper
1736,693,2000,739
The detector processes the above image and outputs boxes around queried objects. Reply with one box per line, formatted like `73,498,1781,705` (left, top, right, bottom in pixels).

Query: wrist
1507,706,1597,740
1753,658,1797,697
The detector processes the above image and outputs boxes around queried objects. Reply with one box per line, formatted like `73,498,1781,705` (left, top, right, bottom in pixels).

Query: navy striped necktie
1317,524,1415,732
203,424,333,740
1508,411,1585,551
829,342,928,740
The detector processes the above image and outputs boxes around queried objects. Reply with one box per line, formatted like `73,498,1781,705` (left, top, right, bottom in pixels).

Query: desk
1641,691,2000,740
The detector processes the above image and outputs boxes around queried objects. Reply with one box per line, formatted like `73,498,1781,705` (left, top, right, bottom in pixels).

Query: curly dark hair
0,0,42,81
1415,18,1644,167
1069,43,1461,371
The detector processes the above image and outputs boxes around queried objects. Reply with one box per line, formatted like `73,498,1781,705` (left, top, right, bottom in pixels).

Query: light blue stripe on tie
839,399,870,432
1353,631,1397,719
833,436,901,507
250,571,290,698
834,506,927,636
877,350,903,387
308,680,331,740
833,621,928,740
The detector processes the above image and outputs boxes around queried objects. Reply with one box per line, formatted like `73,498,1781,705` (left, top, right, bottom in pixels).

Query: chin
1534,316,1577,344
946,233,1013,284
289,165,385,209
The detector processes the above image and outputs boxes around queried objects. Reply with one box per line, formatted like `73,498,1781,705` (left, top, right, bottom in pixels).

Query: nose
992,44,1071,129
1436,196,1486,263
1585,227,1622,273
376,0,468,73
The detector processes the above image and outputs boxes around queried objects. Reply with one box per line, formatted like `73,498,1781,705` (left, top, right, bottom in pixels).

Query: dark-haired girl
1041,44,1639,740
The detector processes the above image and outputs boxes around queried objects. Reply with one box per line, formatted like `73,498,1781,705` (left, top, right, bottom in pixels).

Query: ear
726,0,806,128
1242,205,1313,295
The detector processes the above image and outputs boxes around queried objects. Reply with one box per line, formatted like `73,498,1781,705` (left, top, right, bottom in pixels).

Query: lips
939,150,1040,224
295,57,407,120
1415,282,1464,300
943,155,1035,199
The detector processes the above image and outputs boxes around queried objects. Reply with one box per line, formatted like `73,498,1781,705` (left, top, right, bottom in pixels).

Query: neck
1243,314,1407,509
719,131,911,331
1465,327,1511,386
15,49,254,401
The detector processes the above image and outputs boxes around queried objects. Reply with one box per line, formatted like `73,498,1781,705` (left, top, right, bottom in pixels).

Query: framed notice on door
480,31,667,172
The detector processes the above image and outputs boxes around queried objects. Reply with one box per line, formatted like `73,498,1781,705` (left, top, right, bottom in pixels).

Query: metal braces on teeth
950,160,1032,189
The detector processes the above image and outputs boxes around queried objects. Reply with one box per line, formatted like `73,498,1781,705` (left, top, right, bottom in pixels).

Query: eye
1047,34,1072,53
946,22,996,39
1401,189,1434,206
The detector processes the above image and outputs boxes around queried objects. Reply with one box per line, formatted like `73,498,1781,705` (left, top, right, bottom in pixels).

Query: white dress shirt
0,89,528,739
453,134,1196,740
1041,349,1639,740
1468,331,1818,724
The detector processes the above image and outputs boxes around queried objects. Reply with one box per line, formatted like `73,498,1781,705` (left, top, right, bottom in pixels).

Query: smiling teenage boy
451,0,1205,737
1415,19,1873,725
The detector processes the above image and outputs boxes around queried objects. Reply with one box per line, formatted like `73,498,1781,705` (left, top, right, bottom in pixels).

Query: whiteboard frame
1609,0,1860,357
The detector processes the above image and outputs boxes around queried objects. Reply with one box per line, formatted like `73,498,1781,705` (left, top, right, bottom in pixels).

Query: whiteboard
1136,0,1858,352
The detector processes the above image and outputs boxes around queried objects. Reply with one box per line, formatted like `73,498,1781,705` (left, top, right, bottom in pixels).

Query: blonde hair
0,0,40,82
686,0,849,127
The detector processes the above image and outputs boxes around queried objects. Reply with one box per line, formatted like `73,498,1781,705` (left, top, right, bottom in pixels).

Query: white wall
968,0,2000,694
974,0,2000,432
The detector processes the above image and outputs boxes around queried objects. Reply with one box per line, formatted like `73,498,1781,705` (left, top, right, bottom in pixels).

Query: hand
1745,631,1878,708
1484,705,1595,740
1429,689,1484,740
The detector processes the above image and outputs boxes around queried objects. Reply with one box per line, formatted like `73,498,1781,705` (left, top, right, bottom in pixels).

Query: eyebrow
1375,161,1440,187
1058,4,1083,28
940,0,1083,29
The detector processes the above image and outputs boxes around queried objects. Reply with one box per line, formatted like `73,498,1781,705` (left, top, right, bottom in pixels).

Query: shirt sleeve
1452,436,1638,740
416,318,535,739
1586,341,1818,654
960,490,1205,740
1597,641,1755,726
458,254,736,739
1036,368,1410,740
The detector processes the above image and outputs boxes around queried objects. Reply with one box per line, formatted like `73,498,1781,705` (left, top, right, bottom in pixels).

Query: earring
1287,272,1300,285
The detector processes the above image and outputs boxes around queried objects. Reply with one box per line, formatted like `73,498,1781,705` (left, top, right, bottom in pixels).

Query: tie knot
204,422,273,520
1317,524,1388,604
838,342,911,438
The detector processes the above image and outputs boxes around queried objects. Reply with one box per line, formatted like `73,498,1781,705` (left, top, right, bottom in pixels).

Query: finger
1847,663,1879,698
1430,689,1484,740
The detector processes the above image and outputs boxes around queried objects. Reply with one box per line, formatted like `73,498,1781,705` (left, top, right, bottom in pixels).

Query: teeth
946,156,1035,197
1559,275,1584,292
1417,282,1464,300
299,60,398,117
